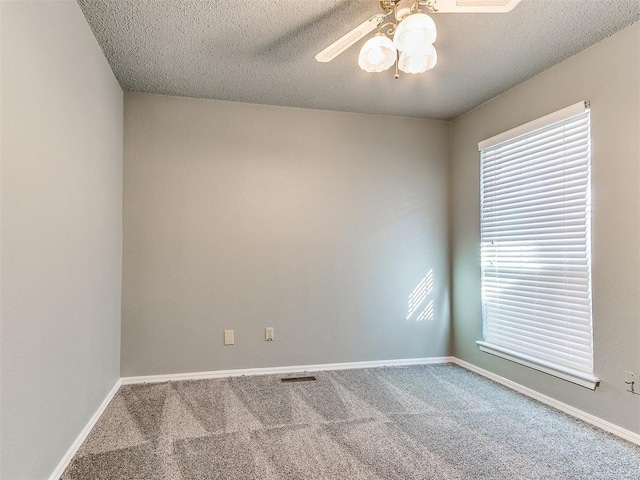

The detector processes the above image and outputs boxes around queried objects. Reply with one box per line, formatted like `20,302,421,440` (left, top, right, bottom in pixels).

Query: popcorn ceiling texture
61,364,640,479
77,0,639,120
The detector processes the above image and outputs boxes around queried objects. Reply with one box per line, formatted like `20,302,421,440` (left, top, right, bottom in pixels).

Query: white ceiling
78,0,639,120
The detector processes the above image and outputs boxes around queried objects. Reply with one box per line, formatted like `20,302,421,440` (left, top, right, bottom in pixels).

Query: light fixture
398,44,437,74
358,34,397,73
393,13,437,55
355,0,438,78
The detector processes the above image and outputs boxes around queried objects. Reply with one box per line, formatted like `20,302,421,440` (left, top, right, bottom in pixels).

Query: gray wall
0,2,123,479
450,22,640,434
122,93,450,377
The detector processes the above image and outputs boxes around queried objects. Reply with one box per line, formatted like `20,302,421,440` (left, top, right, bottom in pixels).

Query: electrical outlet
265,327,274,341
224,330,234,346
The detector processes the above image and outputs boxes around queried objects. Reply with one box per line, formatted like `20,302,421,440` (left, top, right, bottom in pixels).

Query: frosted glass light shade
358,34,397,73
398,44,437,74
393,13,437,55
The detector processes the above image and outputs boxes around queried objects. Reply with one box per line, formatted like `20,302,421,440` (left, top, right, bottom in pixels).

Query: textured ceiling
78,0,639,120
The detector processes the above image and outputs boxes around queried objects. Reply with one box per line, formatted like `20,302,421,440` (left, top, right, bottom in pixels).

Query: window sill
476,341,600,390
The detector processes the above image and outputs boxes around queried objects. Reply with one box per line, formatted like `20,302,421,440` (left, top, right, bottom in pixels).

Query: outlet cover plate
265,327,274,341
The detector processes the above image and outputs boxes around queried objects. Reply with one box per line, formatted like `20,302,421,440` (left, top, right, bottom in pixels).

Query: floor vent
280,376,317,383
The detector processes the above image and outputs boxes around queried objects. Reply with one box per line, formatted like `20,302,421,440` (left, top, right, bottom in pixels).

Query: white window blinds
477,102,599,390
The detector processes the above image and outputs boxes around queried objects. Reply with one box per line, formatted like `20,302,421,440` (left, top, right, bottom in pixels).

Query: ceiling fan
315,0,522,77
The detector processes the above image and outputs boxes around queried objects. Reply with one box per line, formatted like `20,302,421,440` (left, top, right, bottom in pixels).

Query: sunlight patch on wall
406,269,434,321
416,300,434,322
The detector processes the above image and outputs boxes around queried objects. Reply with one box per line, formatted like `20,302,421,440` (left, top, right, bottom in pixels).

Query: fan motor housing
380,0,417,20
379,1,400,13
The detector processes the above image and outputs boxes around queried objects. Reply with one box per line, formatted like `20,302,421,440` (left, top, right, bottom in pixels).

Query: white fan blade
315,13,387,63
431,0,521,13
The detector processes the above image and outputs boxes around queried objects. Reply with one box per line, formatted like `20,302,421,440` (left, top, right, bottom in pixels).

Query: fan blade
315,13,387,63
429,0,521,13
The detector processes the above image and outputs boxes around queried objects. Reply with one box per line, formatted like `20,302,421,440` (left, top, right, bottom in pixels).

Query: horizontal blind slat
483,170,589,197
484,296,591,317
483,118,589,160
484,187,587,211
482,111,589,153
482,270,589,284
482,144,589,180
484,315,593,339
485,330,593,364
482,304,592,331
485,324,593,353
484,285,591,304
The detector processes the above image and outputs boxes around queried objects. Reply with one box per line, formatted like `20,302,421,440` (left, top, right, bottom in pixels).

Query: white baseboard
451,357,640,446
120,356,455,385
48,379,121,480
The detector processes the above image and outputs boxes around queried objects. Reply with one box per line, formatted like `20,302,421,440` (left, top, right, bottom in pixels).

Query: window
477,102,598,389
